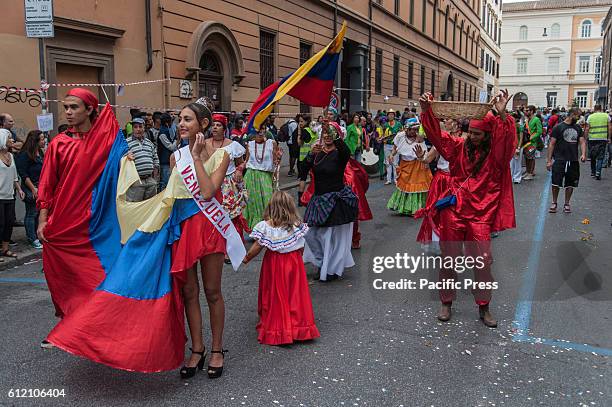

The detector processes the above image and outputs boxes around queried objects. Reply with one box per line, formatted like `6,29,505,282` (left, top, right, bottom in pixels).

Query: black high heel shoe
207,349,227,379
180,347,207,379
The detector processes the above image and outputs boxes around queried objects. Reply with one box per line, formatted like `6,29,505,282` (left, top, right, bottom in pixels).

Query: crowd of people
1,82,607,380
0,113,45,254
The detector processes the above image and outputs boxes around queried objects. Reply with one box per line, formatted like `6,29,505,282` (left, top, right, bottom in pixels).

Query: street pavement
0,156,610,407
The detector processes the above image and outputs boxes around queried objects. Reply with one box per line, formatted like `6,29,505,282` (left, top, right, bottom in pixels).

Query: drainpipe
145,0,153,72
333,0,338,36
368,1,372,106
334,0,339,108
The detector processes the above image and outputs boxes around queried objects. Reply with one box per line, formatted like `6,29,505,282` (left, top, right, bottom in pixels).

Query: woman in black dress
302,123,358,281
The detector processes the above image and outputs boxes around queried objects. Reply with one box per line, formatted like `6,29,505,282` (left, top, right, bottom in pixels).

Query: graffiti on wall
0,86,42,108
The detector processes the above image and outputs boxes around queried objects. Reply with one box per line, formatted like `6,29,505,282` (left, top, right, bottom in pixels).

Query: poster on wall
179,80,193,99
37,113,54,132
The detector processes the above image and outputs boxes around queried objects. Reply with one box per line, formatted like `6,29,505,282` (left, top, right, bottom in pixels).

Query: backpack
277,120,293,142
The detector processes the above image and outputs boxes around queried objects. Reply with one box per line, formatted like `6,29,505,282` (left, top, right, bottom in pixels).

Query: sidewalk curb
0,249,41,271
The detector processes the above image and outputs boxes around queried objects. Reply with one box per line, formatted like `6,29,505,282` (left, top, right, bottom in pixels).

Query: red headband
212,114,228,128
468,119,491,132
469,112,494,132
66,88,98,110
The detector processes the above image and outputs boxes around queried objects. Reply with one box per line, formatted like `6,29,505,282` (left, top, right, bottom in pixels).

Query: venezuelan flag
248,22,347,132
44,104,214,372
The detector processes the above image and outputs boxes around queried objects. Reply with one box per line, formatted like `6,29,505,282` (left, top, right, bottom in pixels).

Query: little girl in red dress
242,191,320,346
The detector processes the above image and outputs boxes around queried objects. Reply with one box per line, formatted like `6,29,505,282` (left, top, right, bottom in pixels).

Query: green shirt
527,116,542,143
125,122,133,137
345,123,362,154
384,120,402,145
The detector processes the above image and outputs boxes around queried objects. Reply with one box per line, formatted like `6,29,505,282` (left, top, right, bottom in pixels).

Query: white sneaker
523,174,535,180
40,340,54,349
32,240,43,249
384,181,392,185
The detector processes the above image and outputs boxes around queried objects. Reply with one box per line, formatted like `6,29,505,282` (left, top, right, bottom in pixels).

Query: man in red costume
37,88,117,347
419,90,516,328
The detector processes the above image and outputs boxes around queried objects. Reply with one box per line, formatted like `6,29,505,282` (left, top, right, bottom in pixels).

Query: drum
360,149,380,174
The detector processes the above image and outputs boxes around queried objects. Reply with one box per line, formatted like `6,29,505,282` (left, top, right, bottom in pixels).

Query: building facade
500,0,612,110
1,0,483,135
600,6,612,107
1,0,165,139
480,0,502,100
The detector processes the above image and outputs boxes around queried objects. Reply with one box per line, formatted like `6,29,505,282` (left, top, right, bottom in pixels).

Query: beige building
1,0,483,136
1,0,165,138
568,11,608,108
600,6,612,107
480,0,502,99
500,0,611,110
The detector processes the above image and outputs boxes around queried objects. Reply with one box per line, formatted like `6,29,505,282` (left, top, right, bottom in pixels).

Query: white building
500,0,612,110
480,0,503,99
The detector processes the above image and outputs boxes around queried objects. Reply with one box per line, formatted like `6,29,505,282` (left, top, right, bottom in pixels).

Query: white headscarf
0,129,11,150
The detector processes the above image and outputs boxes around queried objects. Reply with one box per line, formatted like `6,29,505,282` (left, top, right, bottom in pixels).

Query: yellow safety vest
299,127,317,161
587,112,609,140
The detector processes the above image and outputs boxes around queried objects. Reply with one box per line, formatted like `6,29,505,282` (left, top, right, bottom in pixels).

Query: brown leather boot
479,305,497,328
437,303,452,322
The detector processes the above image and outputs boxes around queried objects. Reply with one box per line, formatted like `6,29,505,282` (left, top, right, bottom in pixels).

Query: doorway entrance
199,51,223,111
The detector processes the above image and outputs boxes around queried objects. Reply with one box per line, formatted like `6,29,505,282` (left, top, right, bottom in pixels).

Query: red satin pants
438,209,494,306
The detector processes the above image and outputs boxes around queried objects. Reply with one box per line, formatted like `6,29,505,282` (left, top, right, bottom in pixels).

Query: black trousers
0,199,15,243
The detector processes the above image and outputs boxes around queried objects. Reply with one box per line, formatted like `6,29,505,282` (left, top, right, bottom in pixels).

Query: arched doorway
199,51,223,111
513,92,528,110
440,70,454,101
185,22,245,112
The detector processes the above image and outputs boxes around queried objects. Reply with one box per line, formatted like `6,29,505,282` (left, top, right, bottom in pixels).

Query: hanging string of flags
333,87,370,92
41,78,171,90
0,86,43,94
43,99,322,117
5,78,403,114
4,83,370,95
1,78,170,94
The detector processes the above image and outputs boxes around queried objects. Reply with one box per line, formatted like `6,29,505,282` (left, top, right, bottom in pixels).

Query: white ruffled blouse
393,132,425,161
222,141,246,175
250,221,309,253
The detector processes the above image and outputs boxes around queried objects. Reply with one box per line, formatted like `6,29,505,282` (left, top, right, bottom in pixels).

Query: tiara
194,97,214,113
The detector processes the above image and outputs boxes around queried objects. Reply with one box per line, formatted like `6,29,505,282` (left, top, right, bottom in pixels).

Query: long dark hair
23,130,44,161
464,133,491,175
182,99,213,132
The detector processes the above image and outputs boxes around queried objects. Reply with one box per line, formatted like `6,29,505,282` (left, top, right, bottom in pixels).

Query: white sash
174,146,246,270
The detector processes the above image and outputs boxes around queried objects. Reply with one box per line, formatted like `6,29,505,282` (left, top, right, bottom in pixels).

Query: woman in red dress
414,119,465,248
413,144,451,250
170,100,231,379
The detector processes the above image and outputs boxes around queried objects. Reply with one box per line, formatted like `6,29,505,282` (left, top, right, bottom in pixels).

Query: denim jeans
24,196,39,243
160,164,171,190
384,144,397,183
127,177,158,202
